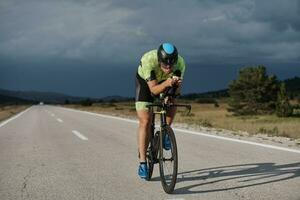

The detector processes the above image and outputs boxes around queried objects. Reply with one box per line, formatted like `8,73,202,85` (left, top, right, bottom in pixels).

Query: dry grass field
65,101,300,139
0,105,30,123
175,102,300,139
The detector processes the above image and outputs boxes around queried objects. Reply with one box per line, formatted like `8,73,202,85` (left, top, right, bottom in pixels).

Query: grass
175,101,300,139
65,102,137,119
64,101,300,139
0,105,31,122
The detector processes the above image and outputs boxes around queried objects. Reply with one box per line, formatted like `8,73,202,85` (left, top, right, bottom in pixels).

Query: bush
196,98,217,104
292,105,300,116
109,99,118,103
258,127,279,136
81,98,93,106
199,119,213,127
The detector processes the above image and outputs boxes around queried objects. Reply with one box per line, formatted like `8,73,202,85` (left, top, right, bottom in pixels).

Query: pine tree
276,83,293,117
228,66,279,115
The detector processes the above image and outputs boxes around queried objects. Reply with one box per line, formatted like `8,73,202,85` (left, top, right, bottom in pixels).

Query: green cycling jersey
137,50,186,82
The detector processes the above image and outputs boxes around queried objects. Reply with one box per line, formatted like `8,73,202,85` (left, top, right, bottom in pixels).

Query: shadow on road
153,162,300,194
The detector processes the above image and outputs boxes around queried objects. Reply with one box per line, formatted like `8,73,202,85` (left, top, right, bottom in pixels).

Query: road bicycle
146,93,191,193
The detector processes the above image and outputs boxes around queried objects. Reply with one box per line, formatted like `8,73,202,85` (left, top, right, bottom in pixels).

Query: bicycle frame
149,98,191,161
146,96,191,193
151,107,167,162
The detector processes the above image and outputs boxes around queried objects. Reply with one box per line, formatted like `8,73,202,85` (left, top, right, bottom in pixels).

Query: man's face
160,62,173,74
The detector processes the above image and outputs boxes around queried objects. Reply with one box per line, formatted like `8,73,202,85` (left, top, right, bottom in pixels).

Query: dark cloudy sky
1,0,300,98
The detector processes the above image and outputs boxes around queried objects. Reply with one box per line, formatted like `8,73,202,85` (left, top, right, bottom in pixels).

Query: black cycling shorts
135,73,154,103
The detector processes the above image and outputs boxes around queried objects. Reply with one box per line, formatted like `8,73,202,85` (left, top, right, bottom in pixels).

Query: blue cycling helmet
157,43,178,65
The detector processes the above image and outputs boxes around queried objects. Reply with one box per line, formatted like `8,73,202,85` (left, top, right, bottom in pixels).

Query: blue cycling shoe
138,163,148,179
163,133,171,150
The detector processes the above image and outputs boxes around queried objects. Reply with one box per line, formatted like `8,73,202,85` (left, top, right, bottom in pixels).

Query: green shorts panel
135,101,153,111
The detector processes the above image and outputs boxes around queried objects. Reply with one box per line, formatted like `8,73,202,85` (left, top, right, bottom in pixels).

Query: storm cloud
1,0,300,97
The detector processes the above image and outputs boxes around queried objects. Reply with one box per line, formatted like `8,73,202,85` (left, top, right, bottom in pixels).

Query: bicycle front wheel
159,126,178,193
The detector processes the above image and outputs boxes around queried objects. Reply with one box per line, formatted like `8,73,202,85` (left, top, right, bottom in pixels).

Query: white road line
0,106,32,128
58,106,300,154
60,107,137,123
72,130,88,141
173,128,300,154
56,118,63,123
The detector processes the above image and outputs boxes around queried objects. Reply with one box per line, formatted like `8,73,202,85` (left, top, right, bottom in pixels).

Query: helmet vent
162,43,174,54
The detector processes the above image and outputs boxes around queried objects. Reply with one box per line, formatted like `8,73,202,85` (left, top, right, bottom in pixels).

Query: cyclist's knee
139,118,151,128
137,110,152,129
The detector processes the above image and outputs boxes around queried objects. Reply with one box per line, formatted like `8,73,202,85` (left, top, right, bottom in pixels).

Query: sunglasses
161,63,174,69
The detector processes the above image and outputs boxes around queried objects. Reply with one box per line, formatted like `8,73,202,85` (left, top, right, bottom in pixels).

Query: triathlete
135,42,186,179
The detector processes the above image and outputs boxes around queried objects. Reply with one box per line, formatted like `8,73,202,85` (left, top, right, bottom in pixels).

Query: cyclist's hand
172,76,180,81
165,77,182,87
165,78,174,87
172,76,182,87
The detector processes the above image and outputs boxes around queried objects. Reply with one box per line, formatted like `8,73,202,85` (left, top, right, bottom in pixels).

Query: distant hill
0,89,131,104
1,76,298,104
180,76,300,101
101,95,134,102
0,89,91,104
0,94,36,105
180,89,229,100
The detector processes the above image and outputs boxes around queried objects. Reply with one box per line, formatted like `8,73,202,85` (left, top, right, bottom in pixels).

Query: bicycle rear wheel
159,126,178,193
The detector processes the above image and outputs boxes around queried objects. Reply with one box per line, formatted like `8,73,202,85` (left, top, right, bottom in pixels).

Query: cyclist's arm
147,78,173,96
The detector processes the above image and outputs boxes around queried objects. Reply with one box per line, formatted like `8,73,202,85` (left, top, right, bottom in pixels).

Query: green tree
228,66,279,115
276,83,293,117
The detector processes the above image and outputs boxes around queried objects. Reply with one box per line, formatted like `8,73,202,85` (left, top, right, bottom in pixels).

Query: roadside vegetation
64,100,300,139
0,105,30,122
64,66,300,140
0,94,34,123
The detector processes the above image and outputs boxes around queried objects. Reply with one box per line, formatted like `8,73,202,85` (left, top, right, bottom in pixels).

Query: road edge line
57,106,300,154
0,106,33,128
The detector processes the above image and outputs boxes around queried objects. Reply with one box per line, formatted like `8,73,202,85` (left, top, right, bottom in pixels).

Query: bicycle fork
158,110,167,161
152,109,167,162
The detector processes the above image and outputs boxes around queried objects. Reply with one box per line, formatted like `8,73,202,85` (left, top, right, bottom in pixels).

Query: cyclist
135,43,186,179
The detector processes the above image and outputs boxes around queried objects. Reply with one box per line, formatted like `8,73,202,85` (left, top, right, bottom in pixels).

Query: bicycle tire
159,125,178,193
146,145,154,180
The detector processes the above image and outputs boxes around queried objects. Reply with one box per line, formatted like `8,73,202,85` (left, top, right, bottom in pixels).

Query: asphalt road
0,105,299,200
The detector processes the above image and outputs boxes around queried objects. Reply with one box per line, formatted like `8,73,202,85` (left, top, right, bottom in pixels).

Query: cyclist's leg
166,106,177,125
136,106,153,162
135,72,154,162
164,103,176,150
